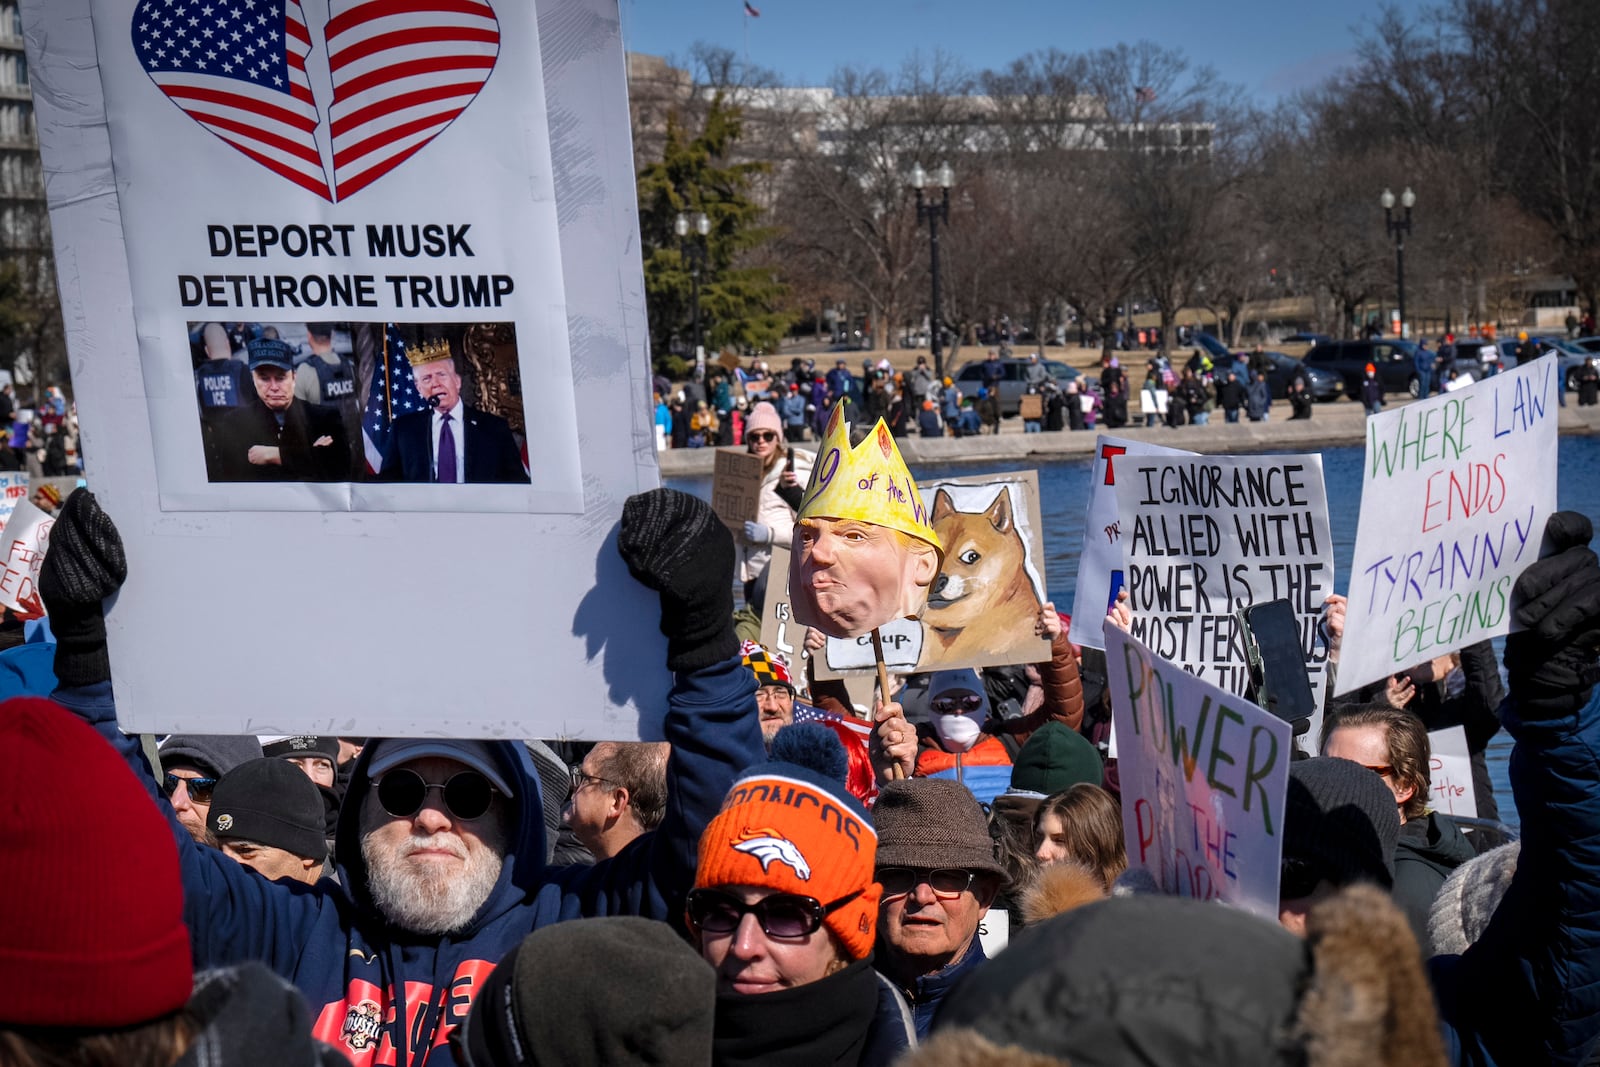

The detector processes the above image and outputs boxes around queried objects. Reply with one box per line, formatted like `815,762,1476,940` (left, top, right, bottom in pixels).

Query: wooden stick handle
873,628,906,781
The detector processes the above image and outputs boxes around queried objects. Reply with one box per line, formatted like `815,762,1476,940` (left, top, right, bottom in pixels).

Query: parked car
1261,351,1340,401
1281,332,1332,346
1535,336,1596,389
1302,338,1426,398
953,357,1082,416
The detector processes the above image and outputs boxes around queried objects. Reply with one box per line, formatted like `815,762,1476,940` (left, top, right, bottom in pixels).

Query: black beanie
457,916,714,1066
1284,757,1399,889
207,758,328,862
159,733,263,779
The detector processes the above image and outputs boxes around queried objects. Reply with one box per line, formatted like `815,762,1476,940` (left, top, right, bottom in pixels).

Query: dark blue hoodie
55,654,763,1067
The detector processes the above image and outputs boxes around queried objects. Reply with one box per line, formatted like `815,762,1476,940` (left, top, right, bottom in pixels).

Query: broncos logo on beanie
732,827,812,879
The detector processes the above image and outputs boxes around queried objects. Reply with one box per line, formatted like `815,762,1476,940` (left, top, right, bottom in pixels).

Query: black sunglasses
1279,855,1324,900
686,887,863,939
878,867,978,901
930,694,984,715
375,768,496,821
162,773,217,804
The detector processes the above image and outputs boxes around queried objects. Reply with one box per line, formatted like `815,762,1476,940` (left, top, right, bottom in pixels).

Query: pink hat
747,401,782,437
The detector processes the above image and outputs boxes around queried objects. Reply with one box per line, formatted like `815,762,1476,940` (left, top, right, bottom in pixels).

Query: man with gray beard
41,487,764,1067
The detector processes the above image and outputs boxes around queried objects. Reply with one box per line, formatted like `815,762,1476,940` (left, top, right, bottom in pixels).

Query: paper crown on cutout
798,400,943,563
406,337,452,368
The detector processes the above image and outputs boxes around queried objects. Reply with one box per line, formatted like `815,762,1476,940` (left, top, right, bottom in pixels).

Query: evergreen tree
637,93,792,376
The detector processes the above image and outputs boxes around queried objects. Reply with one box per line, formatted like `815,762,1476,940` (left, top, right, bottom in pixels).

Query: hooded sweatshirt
55,655,763,1067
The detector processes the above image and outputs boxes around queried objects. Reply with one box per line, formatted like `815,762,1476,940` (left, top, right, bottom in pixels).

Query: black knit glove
1504,511,1600,718
39,489,128,688
617,488,737,673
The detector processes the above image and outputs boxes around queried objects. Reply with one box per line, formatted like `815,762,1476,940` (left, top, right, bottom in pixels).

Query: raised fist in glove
39,489,128,688
1504,510,1600,717
618,488,738,673
742,520,771,546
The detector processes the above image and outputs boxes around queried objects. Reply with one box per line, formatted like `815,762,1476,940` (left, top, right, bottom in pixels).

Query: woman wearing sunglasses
688,730,914,1066
737,400,814,605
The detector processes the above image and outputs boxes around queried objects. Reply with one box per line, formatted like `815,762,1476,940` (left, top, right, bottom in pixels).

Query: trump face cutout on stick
791,403,942,639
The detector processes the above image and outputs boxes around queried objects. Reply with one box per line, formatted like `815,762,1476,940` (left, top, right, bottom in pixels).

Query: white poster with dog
23,0,674,737
1107,626,1291,920
1113,453,1334,712
814,470,1052,677
1069,436,1196,650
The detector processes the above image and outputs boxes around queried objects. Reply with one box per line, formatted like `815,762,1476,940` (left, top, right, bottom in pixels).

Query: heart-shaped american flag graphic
131,0,500,202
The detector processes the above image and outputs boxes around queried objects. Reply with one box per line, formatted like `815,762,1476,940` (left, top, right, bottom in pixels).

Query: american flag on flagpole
1134,85,1157,103
744,1,761,15
324,0,502,200
362,325,425,475
131,0,331,199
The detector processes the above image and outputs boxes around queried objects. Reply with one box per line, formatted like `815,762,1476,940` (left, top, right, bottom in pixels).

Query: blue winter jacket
55,655,763,1067
1430,685,1600,1065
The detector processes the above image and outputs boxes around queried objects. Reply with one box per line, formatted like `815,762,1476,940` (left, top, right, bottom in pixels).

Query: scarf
713,957,880,1067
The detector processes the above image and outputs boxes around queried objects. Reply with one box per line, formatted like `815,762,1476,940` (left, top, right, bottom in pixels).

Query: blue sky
619,0,1431,101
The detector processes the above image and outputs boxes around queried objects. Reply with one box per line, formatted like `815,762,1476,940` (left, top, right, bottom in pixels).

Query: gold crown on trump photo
797,400,943,564
406,337,453,368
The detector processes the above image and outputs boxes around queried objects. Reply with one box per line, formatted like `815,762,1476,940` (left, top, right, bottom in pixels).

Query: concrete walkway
658,397,1600,477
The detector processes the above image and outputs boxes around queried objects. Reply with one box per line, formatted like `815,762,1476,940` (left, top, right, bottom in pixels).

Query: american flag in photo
131,0,330,199
324,0,501,200
362,325,424,475
793,703,874,741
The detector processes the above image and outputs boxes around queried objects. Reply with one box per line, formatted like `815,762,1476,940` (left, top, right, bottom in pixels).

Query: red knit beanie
0,697,192,1026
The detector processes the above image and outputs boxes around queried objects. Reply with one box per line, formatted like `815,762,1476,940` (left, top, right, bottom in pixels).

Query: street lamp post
912,161,954,381
1381,187,1416,337
675,210,711,367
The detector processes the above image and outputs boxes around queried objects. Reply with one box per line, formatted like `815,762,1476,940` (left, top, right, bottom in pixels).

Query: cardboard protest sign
0,497,54,618
1114,453,1334,718
757,543,801,667
1107,626,1292,919
1427,726,1477,818
711,448,764,531
24,0,673,737
814,470,1051,677
1069,436,1195,651
1338,360,1558,694
1019,395,1043,420
790,403,942,639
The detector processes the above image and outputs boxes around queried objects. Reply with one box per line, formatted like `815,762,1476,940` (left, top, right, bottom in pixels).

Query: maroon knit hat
0,697,192,1026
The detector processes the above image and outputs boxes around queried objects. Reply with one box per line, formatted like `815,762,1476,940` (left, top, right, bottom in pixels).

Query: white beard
362,831,504,935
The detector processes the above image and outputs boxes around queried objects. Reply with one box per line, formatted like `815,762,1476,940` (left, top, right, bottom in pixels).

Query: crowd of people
3,470,1598,1066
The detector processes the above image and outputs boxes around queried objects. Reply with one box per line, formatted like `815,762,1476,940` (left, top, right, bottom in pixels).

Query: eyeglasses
686,887,863,939
930,694,984,715
878,867,978,901
747,431,779,443
568,766,614,795
162,773,217,804
755,685,794,704
375,768,496,821
1280,855,1325,899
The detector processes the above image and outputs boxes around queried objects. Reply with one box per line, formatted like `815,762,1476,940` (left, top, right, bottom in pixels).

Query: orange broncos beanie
695,729,879,959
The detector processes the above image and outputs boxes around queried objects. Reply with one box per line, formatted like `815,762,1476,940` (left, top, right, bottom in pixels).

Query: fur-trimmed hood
903,886,1446,1067
1019,862,1105,926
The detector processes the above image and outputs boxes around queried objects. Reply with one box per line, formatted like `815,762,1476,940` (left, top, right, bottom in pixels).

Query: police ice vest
307,353,358,407
196,360,248,409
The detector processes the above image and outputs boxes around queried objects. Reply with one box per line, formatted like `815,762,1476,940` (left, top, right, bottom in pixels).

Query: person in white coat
738,401,814,604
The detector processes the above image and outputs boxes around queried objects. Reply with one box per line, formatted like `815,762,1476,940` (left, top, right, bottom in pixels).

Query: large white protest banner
1068,436,1194,650
23,0,673,737
1338,359,1558,695
1107,626,1291,919
0,472,29,531
1113,453,1335,716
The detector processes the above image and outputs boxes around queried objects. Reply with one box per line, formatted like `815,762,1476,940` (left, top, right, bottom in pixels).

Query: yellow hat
798,401,943,563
